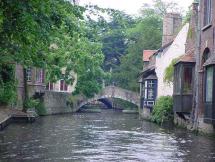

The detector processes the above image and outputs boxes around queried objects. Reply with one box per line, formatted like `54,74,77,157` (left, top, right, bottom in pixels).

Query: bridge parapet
75,86,140,111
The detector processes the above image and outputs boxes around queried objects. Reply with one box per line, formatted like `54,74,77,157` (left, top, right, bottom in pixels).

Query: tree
111,0,183,91
112,8,163,91
0,0,106,106
84,6,135,71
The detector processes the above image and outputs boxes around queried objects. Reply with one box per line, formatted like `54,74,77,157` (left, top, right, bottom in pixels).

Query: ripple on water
0,111,215,161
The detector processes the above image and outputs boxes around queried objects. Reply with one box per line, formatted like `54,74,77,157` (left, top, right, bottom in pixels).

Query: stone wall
44,91,75,115
139,108,151,120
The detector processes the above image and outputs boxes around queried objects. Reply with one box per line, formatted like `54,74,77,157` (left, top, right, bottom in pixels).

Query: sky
79,0,193,15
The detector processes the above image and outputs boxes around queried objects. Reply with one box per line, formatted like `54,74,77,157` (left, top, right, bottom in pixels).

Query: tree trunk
22,68,29,112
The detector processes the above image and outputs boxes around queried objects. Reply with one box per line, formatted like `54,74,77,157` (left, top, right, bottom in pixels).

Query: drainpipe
193,2,201,130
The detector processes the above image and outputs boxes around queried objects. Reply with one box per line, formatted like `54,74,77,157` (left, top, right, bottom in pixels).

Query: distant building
46,70,77,93
139,50,157,110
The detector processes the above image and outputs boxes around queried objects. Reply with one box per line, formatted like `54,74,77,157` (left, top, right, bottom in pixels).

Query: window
60,80,68,91
205,66,213,102
183,66,193,94
141,82,145,98
174,65,181,94
148,80,154,88
202,48,210,65
148,89,154,100
144,81,147,99
46,82,54,91
26,68,32,82
146,80,156,100
36,69,45,83
204,0,212,26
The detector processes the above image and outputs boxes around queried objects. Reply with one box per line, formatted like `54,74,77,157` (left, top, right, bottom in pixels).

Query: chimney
162,13,182,46
73,0,80,5
185,2,199,54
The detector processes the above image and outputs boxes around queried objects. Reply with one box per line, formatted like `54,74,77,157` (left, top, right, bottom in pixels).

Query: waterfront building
46,69,77,93
173,1,215,133
16,65,46,108
138,13,189,116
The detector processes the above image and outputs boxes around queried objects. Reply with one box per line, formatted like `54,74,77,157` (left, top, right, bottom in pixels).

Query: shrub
151,96,173,124
24,98,40,109
0,65,17,105
35,101,47,116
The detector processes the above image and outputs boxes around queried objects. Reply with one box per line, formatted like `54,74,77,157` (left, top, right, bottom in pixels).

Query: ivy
164,57,180,85
0,64,17,105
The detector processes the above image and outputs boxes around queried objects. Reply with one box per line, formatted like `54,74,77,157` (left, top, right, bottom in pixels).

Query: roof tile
143,50,157,61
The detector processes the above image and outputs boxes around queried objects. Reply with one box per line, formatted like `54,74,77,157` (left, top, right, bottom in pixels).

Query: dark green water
0,110,215,162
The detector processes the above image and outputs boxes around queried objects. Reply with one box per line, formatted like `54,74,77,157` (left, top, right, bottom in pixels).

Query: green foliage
152,0,183,16
35,101,47,116
164,58,180,84
151,96,173,124
85,6,135,71
112,7,162,91
0,64,17,105
0,0,106,99
23,98,40,110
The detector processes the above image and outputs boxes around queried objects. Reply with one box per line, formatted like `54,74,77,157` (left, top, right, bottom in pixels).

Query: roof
143,50,157,61
138,65,155,77
152,41,173,58
145,74,157,80
203,54,215,66
175,53,196,65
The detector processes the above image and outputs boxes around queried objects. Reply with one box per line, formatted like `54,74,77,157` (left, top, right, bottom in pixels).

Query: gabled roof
175,53,196,65
151,41,173,58
143,50,157,61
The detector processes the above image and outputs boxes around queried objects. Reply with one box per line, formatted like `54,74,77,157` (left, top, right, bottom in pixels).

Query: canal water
0,110,215,162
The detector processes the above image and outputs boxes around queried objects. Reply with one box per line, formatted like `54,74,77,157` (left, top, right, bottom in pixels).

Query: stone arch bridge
75,86,140,112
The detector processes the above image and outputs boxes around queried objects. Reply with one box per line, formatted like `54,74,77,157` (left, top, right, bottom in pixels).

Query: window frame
174,64,182,95
205,65,214,103
203,0,212,27
182,65,193,94
36,69,45,83
60,79,68,92
46,82,54,91
26,67,32,82
146,79,157,100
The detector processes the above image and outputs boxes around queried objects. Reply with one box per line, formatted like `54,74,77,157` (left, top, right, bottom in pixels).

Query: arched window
202,48,210,64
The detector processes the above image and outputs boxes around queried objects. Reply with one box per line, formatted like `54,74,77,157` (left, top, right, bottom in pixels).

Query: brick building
16,65,46,108
173,1,215,133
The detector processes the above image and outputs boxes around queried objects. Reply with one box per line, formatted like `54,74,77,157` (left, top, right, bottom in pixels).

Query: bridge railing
75,86,140,111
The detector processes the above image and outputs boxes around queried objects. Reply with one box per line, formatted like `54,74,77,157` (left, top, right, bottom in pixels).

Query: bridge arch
76,86,140,111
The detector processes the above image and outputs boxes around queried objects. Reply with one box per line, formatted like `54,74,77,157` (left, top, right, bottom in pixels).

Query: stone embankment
0,108,35,131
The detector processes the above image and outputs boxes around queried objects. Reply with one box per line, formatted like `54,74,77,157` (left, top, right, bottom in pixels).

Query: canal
0,110,215,161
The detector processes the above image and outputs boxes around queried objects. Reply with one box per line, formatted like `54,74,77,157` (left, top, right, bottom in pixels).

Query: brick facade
198,0,215,117
16,65,46,109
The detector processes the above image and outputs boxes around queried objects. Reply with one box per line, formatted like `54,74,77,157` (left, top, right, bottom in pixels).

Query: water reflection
0,110,215,161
